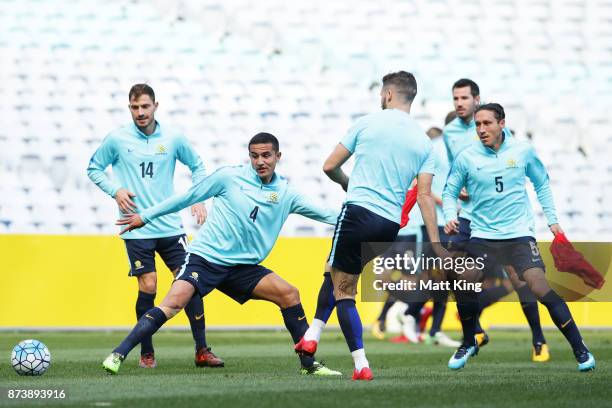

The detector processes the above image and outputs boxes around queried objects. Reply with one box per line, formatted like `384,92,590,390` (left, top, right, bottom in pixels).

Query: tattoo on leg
336,276,358,298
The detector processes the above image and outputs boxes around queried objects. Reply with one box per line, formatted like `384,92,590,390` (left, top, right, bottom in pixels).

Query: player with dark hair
87,83,223,369
102,133,342,377
443,79,549,362
442,103,595,372
297,71,447,380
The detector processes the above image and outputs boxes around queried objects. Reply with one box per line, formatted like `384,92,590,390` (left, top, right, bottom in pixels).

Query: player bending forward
102,133,341,376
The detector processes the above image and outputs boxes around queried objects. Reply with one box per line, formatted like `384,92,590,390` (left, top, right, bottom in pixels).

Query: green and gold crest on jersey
266,192,279,203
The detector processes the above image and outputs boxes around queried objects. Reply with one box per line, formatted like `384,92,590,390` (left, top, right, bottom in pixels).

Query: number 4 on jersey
249,206,259,222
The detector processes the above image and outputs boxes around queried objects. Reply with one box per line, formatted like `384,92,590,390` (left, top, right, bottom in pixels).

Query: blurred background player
442,103,595,372
87,84,224,369
443,79,549,361
394,125,460,348
369,208,420,342
298,71,446,380
103,133,342,377
369,125,459,347
311,217,427,345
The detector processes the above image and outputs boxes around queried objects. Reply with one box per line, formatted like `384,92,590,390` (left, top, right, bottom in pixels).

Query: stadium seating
1,0,611,239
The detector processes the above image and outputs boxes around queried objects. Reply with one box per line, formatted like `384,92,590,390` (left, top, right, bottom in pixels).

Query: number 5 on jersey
495,176,504,192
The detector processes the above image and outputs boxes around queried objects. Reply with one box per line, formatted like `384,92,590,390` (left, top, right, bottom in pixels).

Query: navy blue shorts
466,237,545,277
446,218,506,279
176,253,273,304
380,233,418,275
382,234,417,258
447,217,471,251
124,235,189,276
327,204,400,275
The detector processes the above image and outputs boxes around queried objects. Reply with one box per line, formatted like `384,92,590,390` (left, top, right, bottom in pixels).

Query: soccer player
87,84,223,368
369,126,458,347
370,213,420,341
398,126,460,348
443,79,548,361
297,71,447,380
442,103,596,372
102,133,342,377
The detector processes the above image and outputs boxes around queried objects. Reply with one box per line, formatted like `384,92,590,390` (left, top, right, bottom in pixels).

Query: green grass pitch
1,330,610,407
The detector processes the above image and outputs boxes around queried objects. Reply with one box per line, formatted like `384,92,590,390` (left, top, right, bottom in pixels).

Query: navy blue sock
336,299,363,352
474,315,484,334
406,301,426,323
314,272,336,322
478,285,511,311
377,298,395,328
281,303,314,368
455,289,478,346
429,299,447,336
184,294,207,350
115,307,167,358
540,290,587,353
135,291,155,355
516,285,546,345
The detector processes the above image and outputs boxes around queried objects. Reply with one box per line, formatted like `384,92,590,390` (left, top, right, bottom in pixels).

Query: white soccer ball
11,339,51,376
